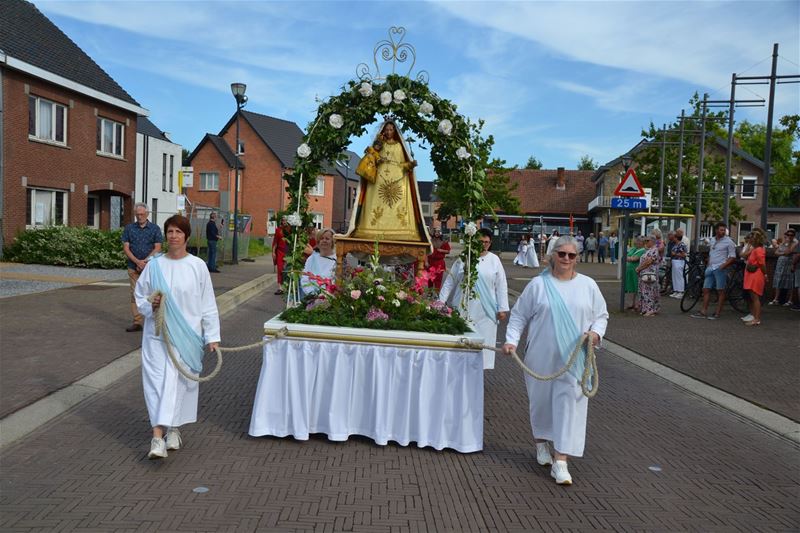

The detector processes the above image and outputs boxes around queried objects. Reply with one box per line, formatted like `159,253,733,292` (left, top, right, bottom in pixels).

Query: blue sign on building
611,197,648,210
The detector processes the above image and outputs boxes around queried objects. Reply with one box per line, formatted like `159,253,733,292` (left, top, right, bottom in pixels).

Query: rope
147,291,288,383
458,333,599,398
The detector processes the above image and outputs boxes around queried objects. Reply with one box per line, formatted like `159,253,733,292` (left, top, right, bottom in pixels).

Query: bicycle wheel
660,265,672,295
681,270,703,312
727,268,747,313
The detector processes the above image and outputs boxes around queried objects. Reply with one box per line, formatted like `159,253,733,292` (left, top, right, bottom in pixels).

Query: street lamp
230,82,247,264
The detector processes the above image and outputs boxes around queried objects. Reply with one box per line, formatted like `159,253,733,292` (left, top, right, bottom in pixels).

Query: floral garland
283,73,494,307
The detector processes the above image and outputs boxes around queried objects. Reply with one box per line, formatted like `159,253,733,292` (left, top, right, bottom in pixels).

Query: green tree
637,93,744,223
733,115,800,207
182,148,192,166
524,156,543,169
577,155,598,170
484,158,520,214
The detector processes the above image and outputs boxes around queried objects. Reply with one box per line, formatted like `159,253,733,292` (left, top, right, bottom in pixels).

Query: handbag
640,272,657,284
746,263,759,273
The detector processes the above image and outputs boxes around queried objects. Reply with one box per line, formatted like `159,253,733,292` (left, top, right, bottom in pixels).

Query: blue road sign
611,197,648,210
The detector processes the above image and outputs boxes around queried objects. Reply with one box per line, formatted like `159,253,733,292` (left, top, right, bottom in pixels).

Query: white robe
439,253,509,369
505,273,608,457
300,251,337,296
513,242,529,266
134,254,221,428
525,243,540,268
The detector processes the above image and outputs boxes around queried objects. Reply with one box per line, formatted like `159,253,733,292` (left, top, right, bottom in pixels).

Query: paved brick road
2,289,798,531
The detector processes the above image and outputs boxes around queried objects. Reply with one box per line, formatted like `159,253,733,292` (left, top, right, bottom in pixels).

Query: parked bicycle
680,253,747,313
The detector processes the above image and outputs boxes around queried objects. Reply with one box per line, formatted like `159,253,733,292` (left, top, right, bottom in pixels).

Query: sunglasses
556,251,578,260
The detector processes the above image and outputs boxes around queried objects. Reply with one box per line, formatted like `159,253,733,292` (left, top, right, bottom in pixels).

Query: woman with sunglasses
768,229,797,306
503,236,608,486
439,227,509,369
635,234,661,317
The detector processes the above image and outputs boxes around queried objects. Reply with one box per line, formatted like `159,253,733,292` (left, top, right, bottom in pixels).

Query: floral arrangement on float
278,27,496,314
280,243,469,334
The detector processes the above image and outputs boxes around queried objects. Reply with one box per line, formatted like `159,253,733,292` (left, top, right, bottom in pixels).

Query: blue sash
149,257,205,373
540,270,588,383
475,268,498,324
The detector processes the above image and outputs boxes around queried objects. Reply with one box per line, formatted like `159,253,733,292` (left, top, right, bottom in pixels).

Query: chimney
556,167,566,190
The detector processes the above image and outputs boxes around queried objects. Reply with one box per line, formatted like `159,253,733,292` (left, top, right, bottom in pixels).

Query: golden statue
346,121,427,242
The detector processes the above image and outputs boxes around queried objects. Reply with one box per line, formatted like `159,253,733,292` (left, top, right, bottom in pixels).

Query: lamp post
230,82,247,264
618,155,633,312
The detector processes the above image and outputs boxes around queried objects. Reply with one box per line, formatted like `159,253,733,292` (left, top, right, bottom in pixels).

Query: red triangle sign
614,168,645,197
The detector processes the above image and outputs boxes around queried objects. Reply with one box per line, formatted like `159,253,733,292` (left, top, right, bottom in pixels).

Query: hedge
3,226,127,269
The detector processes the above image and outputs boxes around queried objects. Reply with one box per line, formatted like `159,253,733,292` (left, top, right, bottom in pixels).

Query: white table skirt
248,326,484,453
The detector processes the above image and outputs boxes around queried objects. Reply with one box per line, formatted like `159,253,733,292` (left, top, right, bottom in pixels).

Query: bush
3,226,126,269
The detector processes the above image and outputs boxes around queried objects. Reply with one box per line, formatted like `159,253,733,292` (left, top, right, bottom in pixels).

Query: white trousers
671,259,685,292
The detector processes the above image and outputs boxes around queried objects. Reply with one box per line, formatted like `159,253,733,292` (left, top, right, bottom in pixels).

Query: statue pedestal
335,236,431,278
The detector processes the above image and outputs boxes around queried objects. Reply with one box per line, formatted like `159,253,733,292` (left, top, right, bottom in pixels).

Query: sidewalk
0,256,277,419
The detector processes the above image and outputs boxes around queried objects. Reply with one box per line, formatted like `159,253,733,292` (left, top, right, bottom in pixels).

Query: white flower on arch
456,147,470,160
297,143,311,158
359,82,373,97
392,89,406,104
438,119,453,136
419,101,433,115
464,221,478,236
329,114,344,129
380,91,393,106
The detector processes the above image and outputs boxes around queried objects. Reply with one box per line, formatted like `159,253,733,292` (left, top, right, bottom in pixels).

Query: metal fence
183,202,252,263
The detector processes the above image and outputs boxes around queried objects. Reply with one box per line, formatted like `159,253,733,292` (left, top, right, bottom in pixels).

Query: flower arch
282,73,494,305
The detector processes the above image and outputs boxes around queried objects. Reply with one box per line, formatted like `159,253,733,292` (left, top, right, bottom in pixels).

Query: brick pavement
0,257,275,418
2,289,798,531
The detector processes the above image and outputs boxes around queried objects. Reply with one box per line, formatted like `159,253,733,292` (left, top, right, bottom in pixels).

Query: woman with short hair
636,235,661,317
503,236,608,485
300,228,337,296
134,215,221,459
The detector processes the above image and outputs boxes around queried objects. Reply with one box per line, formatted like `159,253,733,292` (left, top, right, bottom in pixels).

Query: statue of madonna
346,120,429,243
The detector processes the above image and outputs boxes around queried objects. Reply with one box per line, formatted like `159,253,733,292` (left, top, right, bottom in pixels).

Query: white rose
393,89,406,104
286,213,302,227
380,91,392,106
464,222,478,236
329,114,343,129
358,82,373,97
392,299,401,307
419,101,433,115
296,143,311,158
438,119,453,136
456,146,470,160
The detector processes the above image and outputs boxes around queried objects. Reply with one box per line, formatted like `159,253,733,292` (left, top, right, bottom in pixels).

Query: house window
169,155,175,192
267,209,276,235
310,176,324,196
87,195,100,228
765,223,779,241
26,188,67,227
96,117,124,157
200,172,219,191
738,221,753,241
237,141,245,155
311,212,324,229
162,153,167,191
740,177,757,199
787,223,800,235
151,198,158,225
28,95,67,144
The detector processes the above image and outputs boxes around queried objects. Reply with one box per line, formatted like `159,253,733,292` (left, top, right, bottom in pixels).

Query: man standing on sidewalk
122,203,163,332
206,212,221,273
691,222,736,320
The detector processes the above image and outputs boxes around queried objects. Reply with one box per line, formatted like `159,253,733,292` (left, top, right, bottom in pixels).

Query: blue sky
36,0,800,181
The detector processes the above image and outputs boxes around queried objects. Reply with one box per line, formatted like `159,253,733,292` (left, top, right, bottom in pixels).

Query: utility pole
658,123,667,212
675,110,686,215
693,94,709,250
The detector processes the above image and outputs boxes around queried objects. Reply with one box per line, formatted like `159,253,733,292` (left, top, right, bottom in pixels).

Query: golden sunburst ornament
379,178,403,207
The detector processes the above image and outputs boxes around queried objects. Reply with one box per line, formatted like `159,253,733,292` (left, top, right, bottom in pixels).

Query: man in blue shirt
121,202,163,332
690,222,737,320
206,212,221,273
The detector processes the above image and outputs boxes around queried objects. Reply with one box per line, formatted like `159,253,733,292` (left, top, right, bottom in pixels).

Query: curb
0,272,276,449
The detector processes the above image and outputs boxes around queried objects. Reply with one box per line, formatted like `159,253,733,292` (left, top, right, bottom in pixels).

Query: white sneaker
165,428,182,451
740,314,754,322
550,460,572,485
535,442,553,466
148,437,168,459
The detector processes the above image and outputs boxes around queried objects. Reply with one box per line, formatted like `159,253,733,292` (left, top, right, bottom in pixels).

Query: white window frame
27,187,68,228
87,194,100,228
740,177,757,199
737,221,753,241
310,176,324,196
200,172,219,191
96,117,124,157
311,212,324,229
787,223,800,235
766,222,779,241
28,95,67,145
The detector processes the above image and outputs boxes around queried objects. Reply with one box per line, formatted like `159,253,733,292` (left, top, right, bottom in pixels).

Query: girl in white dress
135,215,220,459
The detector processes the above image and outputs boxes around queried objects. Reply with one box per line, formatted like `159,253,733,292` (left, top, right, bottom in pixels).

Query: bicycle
680,254,747,313
680,252,705,312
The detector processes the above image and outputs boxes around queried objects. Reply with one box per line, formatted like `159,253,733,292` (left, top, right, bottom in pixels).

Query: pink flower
396,290,407,300
350,290,362,300
377,295,385,301
366,307,389,321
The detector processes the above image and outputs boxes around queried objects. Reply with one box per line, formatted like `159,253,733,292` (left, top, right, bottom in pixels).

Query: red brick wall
184,141,233,211
3,69,136,243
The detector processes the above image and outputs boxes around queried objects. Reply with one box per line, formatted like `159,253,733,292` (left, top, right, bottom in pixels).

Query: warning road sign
613,168,645,197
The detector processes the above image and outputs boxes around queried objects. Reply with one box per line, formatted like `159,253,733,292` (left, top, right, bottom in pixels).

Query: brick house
186,110,350,239
0,0,148,250
135,117,182,226
589,137,769,243
331,150,360,233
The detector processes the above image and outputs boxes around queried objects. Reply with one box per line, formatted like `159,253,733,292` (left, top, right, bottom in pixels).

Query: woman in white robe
299,228,337,296
525,235,540,268
503,235,608,485
135,215,220,459
439,228,509,369
513,238,529,266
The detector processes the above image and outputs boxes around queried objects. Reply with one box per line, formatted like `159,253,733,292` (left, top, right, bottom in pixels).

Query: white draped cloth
249,337,484,453
134,255,220,428
300,251,337,295
505,273,608,457
513,242,529,265
439,253,509,369
525,243,540,268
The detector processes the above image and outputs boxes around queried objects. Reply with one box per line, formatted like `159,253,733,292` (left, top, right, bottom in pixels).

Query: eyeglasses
556,251,578,260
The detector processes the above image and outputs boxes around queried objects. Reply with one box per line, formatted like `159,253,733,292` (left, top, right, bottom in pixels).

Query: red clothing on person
743,246,766,296
427,240,450,289
272,227,289,284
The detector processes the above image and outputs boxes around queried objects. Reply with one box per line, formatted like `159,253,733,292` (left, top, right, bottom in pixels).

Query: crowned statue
345,119,430,245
